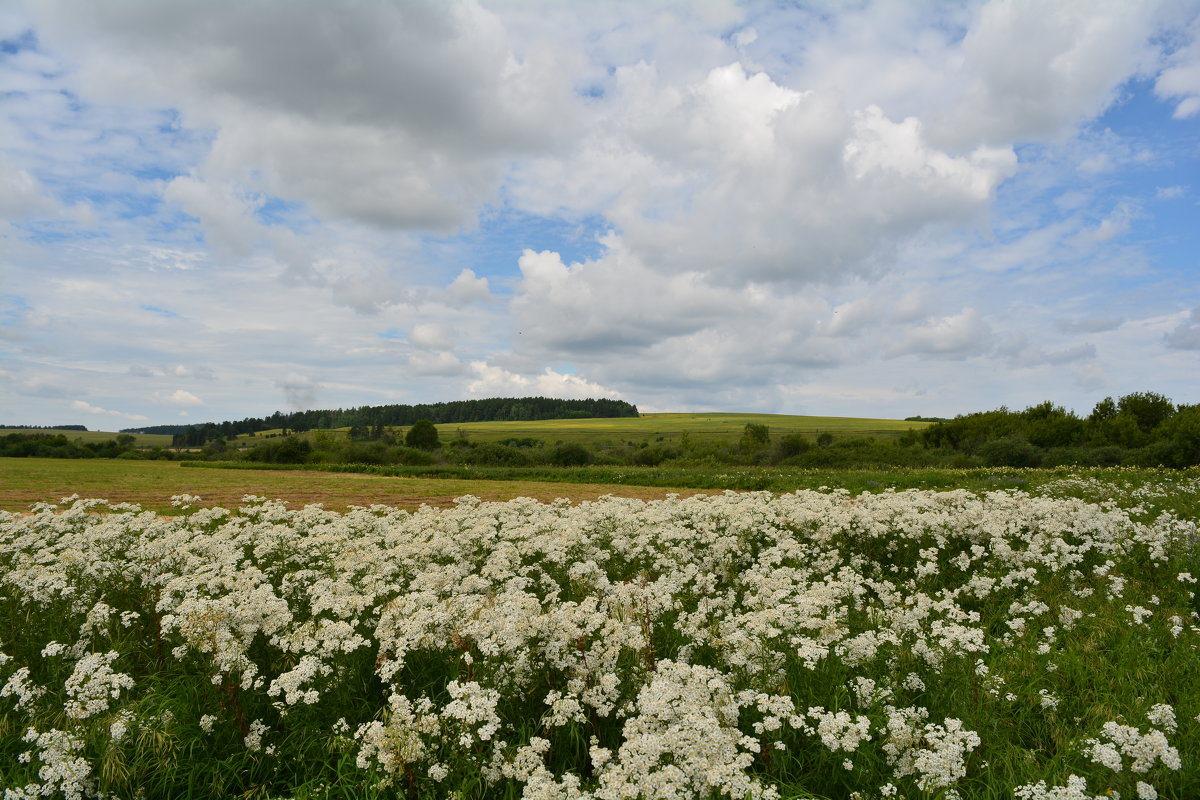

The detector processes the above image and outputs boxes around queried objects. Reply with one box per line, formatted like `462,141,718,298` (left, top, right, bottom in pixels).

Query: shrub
549,442,592,466
979,436,1040,467
405,419,440,450
777,433,810,459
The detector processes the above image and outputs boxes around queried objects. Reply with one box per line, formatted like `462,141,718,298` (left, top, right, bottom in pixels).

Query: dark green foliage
243,437,311,464
739,422,770,450
0,432,142,459
1117,391,1175,432
776,433,810,459
405,419,440,450
161,397,640,444
452,443,533,467
980,436,1041,467
549,442,592,466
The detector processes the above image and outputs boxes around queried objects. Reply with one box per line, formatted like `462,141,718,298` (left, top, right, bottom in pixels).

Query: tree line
118,397,640,446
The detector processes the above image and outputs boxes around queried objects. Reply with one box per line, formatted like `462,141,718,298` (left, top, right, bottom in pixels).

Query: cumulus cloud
34,0,584,232
466,362,621,400
518,62,1015,288
0,153,57,220
408,323,454,351
888,308,994,359
154,389,204,407
443,269,493,306
1165,307,1200,349
1155,17,1200,118
934,1,1159,147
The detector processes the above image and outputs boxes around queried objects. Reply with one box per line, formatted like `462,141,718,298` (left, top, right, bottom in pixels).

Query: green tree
1117,391,1175,432
740,423,770,450
405,419,440,450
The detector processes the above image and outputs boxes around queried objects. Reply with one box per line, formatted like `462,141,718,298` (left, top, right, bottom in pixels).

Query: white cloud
1155,16,1200,118
71,400,148,422
466,362,621,400
0,153,57,219
888,308,994,359
934,1,1160,147
2,1,1197,426
155,389,204,407
443,269,493,306
1165,307,1200,349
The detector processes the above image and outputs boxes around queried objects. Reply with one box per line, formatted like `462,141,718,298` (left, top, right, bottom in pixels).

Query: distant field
0,428,173,447
227,412,929,447
0,457,692,514
432,412,929,443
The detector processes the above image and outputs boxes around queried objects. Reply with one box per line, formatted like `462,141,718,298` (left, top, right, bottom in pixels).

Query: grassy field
237,412,930,446
0,428,173,447
439,411,929,443
0,457,694,514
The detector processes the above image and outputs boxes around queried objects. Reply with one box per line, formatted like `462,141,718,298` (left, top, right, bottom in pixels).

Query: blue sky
1,0,1198,428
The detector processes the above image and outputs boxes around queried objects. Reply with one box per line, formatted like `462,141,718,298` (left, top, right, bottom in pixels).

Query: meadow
238,413,929,447
2,462,1198,799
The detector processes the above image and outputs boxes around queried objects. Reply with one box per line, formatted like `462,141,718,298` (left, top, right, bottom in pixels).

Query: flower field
2,478,1198,799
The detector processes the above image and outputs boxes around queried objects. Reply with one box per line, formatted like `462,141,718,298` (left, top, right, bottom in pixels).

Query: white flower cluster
1,482,1196,797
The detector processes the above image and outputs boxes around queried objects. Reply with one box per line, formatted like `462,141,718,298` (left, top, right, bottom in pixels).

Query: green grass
0,428,172,447
233,412,929,447
436,412,929,443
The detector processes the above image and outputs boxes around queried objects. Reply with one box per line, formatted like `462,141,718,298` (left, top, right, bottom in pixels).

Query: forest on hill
122,397,639,445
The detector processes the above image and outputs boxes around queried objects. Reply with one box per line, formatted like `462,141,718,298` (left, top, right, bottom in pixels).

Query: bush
629,445,679,466
243,437,312,464
405,419,440,450
454,443,532,467
549,442,592,466
979,436,1040,468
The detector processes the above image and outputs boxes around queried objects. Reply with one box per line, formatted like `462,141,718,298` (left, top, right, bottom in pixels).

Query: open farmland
0,458,694,515
1,472,1198,799
439,412,929,444
234,412,930,447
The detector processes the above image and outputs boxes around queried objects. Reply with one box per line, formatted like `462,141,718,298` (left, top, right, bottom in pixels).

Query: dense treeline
0,424,88,431
121,397,639,445
918,392,1200,468
0,432,171,460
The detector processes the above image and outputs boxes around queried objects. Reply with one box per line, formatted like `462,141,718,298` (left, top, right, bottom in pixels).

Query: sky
2,0,1199,428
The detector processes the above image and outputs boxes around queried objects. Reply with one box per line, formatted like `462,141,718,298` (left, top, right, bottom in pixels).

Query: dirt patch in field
0,464,702,514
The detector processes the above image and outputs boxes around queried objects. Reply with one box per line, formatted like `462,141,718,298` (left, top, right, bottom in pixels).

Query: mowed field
0,457,694,514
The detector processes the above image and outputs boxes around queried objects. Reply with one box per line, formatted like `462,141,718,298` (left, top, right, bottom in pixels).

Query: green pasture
438,411,928,444
229,412,928,447
0,428,173,447
438,412,927,443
